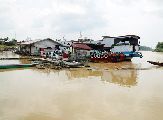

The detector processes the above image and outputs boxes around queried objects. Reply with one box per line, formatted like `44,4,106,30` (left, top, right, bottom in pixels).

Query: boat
63,61,84,68
0,64,36,69
36,64,46,69
147,61,163,66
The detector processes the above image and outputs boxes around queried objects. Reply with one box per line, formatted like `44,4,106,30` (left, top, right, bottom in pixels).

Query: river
0,51,163,120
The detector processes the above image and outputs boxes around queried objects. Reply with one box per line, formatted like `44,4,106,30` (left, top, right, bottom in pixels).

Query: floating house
97,35,140,51
96,35,142,58
19,38,61,56
71,43,92,60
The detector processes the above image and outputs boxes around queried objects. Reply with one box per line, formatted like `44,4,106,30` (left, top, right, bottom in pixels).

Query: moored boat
63,61,84,68
147,61,163,66
0,64,36,69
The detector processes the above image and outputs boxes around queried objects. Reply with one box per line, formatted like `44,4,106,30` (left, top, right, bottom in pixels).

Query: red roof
72,43,92,50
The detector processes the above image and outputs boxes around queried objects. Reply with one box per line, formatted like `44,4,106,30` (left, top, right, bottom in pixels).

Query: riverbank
0,45,17,51
154,48,163,52
154,42,163,52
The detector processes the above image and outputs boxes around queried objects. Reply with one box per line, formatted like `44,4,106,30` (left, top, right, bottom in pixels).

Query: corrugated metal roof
20,39,61,45
72,43,92,50
20,39,42,45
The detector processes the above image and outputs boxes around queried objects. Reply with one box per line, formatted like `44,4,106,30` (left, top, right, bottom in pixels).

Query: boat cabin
97,35,140,53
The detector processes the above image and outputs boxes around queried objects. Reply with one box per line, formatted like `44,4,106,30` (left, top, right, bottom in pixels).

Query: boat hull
63,61,83,68
0,64,36,69
147,61,163,66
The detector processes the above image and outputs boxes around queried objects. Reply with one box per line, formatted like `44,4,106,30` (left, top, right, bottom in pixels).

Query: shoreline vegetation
154,42,163,52
0,37,17,51
139,46,153,51
0,45,17,51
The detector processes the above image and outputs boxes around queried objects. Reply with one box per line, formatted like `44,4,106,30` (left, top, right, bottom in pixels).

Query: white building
56,39,76,54
19,38,61,55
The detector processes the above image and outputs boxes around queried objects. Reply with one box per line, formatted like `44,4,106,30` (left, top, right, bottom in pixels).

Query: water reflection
66,62,138,87
101,70,137,87
66,68,102,79
0,51,19,58
0,51,31,65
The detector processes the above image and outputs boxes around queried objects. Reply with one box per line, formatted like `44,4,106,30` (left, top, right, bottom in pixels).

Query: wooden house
19,38,61,56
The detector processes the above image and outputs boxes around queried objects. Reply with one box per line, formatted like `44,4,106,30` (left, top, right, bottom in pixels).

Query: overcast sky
0,0,163,47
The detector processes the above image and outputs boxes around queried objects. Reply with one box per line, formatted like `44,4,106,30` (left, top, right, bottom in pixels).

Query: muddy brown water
0,51,163,120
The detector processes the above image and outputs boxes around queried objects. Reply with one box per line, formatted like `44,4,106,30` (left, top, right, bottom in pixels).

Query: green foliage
0,37,17,51
139,46,153,51
155,42,163,52
5,39,17,46
0,37,9,44
0,37,17,46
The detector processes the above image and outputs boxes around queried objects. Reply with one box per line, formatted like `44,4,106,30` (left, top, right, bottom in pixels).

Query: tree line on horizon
0,37,17,46
139,46,153,51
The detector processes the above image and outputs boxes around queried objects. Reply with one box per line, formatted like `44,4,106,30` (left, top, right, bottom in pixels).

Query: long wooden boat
63,61,84,68
0,64,36,69
147,61,163,66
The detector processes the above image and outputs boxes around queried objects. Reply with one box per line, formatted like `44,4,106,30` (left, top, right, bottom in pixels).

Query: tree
5,39,17,46
155,42,163,52
0,37,9,45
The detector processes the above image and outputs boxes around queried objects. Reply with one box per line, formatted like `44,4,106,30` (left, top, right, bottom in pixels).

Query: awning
72,43,92,50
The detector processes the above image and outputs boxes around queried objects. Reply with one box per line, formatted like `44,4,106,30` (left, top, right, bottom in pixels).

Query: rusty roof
72,43,92,50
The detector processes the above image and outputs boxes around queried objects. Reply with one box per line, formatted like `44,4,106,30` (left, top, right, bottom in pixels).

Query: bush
155,42,163,52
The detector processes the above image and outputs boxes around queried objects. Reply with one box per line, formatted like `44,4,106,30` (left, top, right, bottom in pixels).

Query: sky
0,0,163,48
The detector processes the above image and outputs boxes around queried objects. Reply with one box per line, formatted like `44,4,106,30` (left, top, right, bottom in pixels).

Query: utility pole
14,32,16,40
79,31,82,38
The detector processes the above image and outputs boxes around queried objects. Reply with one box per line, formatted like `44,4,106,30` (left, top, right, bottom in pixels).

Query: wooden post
30,44,32,55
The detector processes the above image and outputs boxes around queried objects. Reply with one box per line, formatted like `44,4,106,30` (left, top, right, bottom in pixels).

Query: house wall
97,38,115,48
31,46,39,55
34,39,59,48
75,49,90,59
103,38,115,47
30,39,60,55
114,38,138,45
20,45,30,53
111,45,139,53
